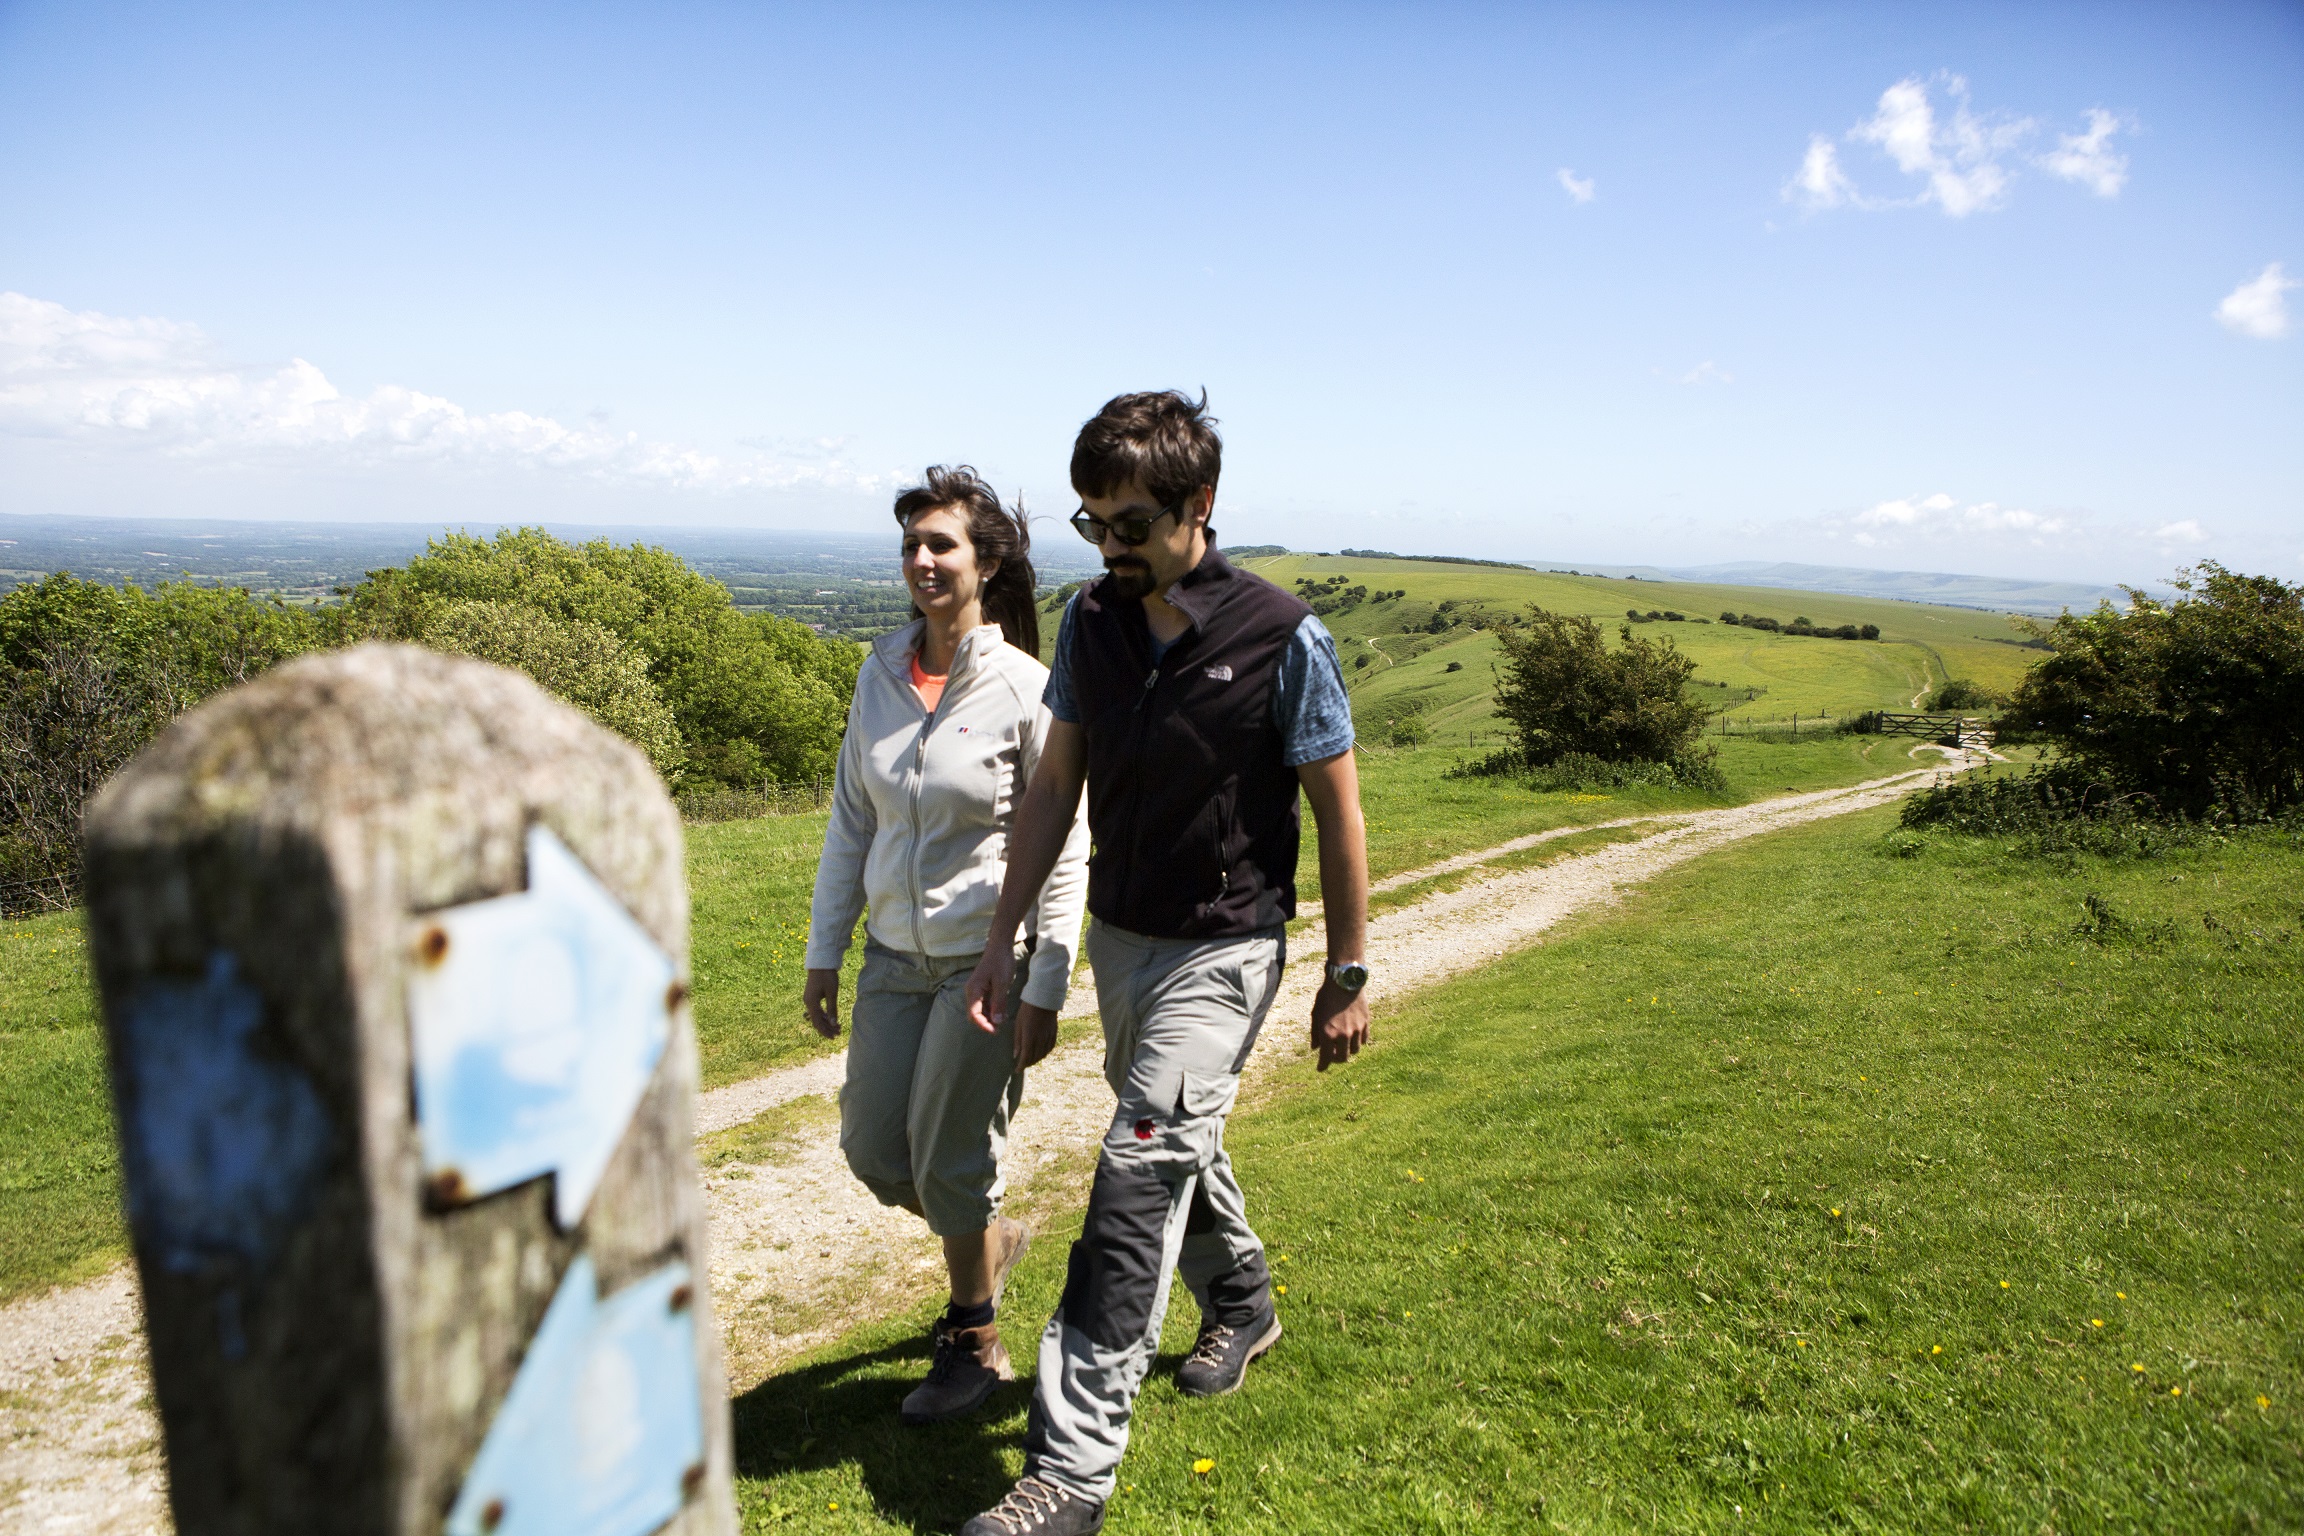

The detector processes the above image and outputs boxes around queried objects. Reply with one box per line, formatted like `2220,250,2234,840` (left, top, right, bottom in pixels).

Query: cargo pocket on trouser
1178,1068,1239,1123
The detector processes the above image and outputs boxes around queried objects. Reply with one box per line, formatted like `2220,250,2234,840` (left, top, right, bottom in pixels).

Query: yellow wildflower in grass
1932,1345,1943,1355
1796,1339,1807,1348
2260,1395,2272,1409
2091,1319,2104,1328
1193,1458,1215,1476
2171,1386,2182,1397
2133,1364,2145,1373
1830,1208,1841,1217
1276,1284,1288,1295
2116,1291,2126,1300
2000,1281,2010,1289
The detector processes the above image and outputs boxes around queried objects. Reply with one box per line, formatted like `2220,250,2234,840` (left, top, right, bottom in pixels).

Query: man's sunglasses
1070,497,1188,548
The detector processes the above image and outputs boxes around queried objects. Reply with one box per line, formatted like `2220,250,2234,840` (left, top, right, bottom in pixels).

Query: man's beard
1102,557,1156,601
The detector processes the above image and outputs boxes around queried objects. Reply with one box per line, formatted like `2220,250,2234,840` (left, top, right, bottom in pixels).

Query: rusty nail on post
426,1168,468,1208
668,1283,693,1314
664,979,690,1012
480,1496,507,1531
417,925,450,965
681,1462,707,1500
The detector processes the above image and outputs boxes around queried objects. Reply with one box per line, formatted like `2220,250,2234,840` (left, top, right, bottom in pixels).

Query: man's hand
1013,1001,1060,1070
964,944,1017,1034
803,967,842,1039
1311,978,1370,1070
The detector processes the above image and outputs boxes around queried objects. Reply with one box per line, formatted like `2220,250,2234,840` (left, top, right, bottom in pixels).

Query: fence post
80,643,737,1536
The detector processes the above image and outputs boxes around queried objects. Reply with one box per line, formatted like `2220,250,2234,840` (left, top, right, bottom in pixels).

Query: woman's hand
1013,1001,1059,1071
804,968,843,1039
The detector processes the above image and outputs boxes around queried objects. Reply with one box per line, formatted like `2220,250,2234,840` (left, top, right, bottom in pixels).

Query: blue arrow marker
408,825,676,1227
445,1253,704,1536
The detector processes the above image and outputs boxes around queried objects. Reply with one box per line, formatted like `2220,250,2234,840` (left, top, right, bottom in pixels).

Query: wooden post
81,644,736,1536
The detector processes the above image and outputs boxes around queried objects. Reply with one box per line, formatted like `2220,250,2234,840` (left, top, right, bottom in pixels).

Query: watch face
1333,962,1369,992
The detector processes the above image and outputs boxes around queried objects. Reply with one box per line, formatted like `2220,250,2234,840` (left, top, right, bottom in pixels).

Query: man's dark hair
1070,390,1221,508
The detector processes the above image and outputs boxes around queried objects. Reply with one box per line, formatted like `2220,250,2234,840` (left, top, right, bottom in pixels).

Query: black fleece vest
1070,545,1315,939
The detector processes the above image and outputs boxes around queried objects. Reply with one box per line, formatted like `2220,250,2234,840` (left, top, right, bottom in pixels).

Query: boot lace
1186,1323,1237,1370
922,1321,967,1385
978,1475,1071,1531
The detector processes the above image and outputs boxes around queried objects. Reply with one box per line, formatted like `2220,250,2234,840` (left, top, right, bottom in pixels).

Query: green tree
419,600,686,779
346,529,858,787
1491,606,1710,766
0,575,326,902
2009,563,2304,817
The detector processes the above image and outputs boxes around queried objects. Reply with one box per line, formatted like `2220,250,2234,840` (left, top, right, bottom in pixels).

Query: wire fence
675,779,834,824
0,871,79,919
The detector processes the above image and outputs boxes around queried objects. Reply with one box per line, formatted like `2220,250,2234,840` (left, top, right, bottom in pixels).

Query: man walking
957,391,1371,1535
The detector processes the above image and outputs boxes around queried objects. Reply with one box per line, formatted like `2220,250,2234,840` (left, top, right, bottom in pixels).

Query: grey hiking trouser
1024,920,1285,1502
838,939,1030,1237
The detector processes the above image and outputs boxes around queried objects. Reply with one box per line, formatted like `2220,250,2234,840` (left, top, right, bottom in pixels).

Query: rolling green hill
1235,553,2042,734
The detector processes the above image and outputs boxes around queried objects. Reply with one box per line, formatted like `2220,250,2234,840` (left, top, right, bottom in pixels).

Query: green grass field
1237,554,2043,731
728,809,2304,1533
0,722,1962,1303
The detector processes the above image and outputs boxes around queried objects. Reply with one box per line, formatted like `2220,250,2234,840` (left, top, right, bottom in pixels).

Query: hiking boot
987,1215,1031,1305
959,1475,1105,1535
1175,1309,1282,1398
900,1319,1012,1426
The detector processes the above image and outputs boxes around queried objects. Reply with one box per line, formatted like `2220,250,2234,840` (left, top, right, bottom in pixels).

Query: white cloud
1677,361,1733,386
1556,168,1595,204
2215,263,2296,340
1787,77,2129,218
1842,491,2075,547
1850,76,2026,218
0,291,889,493
2149,519,2207,542
2040,108,2128,197
1784,135,1860,210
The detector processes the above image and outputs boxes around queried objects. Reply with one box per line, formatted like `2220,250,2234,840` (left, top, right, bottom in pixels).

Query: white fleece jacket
805,621,1089,1011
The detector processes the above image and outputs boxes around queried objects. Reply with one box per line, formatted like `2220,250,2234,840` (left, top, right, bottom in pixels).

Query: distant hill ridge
1552,560,2144,617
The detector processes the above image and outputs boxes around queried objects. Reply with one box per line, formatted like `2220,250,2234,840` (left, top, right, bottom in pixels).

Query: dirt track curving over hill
0,757,1967,1533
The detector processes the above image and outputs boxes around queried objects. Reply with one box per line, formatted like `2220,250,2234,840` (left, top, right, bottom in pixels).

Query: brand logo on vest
1202,665,1233,681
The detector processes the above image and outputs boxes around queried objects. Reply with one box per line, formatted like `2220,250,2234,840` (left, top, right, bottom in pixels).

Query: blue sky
2,1,2297,585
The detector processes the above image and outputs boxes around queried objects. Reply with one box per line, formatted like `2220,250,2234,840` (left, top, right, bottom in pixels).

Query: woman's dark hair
893,465,1039,656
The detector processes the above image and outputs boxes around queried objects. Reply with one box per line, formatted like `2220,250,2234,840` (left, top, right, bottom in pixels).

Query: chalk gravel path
0,759,1963,1533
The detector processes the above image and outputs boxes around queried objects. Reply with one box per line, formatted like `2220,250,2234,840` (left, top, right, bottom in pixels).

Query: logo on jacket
1202,664,1233,682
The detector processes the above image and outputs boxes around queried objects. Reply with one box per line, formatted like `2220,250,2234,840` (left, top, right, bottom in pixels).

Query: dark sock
944,1298,995,1331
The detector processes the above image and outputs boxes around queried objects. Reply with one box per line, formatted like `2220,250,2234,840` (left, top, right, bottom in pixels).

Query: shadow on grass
734,1322,1200,1531
731,1328,1027,1532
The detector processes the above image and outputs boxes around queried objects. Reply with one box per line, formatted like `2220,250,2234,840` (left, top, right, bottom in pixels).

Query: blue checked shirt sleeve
1275,614,1355,766
1042,595,1083,723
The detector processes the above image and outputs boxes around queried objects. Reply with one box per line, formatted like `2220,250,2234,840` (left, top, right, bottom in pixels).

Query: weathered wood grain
80,643,735,1536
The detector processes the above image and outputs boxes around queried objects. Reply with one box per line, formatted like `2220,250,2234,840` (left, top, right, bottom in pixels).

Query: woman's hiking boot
900,1316,1012,1425
1175,1308,1282,1398
959,1475,1105,1535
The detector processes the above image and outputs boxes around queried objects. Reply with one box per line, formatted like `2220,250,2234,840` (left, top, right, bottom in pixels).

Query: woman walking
804,466,1089,1425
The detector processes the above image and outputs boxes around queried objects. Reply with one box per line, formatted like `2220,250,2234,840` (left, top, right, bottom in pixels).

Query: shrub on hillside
1446,748,1725,792
1490,606,1712,768
0,575,327,906
2006,563,2304,819
1921,679,1999,712
1899,763,2218,857
347,528,858,788
420,600,685,777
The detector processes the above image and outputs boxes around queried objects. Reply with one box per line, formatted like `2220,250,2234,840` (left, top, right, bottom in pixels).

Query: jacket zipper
1117,662,1160,920
903,637,972,958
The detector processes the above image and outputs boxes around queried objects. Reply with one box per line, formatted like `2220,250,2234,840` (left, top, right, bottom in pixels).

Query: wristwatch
1326,959,1369,994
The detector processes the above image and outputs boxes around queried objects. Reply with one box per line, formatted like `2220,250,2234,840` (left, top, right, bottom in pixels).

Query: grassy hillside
731,809,2304,1533
1238,553,2042,731
0,592,1984,1305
